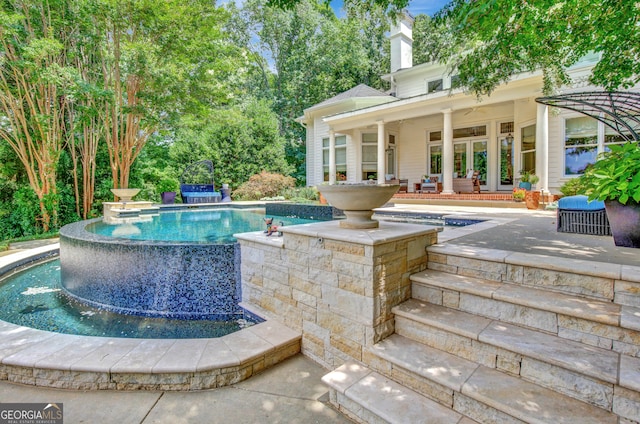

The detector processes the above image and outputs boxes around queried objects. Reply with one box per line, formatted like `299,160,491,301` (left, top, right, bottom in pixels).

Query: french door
454,140,487,185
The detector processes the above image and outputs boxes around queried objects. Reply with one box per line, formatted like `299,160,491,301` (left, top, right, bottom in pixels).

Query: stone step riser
394,315,617,410
412,281,640,358
427,248,640,308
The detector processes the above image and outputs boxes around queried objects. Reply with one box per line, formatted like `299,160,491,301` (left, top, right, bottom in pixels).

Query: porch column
441,109,454,194
536,103,549,193
377,121,385,184
329,129,336,184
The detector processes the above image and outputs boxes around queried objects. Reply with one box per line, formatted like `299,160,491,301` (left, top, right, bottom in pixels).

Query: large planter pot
316,183,399,229
161,191,176,204
518,182,532,191
604,200,640,248
525,191,541,210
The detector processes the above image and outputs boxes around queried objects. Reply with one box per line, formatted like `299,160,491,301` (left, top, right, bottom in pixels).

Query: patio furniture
557,195,611,236
180,160,221,204
399,179,408,193
452,178,473,193
421,176,441,193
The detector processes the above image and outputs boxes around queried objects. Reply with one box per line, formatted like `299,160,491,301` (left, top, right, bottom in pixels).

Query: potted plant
157,178,179,204
512,187,526,202
518,170,538,190
581,141,640,247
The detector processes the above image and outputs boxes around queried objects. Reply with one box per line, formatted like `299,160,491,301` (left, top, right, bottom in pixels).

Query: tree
226,0,393,184
0,1,76,231
93,0,243,192
435,0,640,96
170,98,293,189
267,0,409,15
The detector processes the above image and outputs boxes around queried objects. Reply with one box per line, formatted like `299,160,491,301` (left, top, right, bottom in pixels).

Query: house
298,13,639,196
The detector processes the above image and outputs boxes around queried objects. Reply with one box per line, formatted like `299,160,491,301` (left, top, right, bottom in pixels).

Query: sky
330,0,451,17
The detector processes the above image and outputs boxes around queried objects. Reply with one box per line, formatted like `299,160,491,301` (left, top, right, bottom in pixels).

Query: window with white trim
427,79,443,94
520,124,536,174
322,135,347,181
361,133,378,181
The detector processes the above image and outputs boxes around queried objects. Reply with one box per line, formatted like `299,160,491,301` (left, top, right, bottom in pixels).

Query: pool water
89,208,324,243
0,259,262,339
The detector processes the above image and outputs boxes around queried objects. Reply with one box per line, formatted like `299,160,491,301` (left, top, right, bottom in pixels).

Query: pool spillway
59,219,241,320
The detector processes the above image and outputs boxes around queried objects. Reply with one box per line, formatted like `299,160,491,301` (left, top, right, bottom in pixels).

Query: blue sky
330,0,451,16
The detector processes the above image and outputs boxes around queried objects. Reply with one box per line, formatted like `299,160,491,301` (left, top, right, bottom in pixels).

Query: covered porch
321,73,551,197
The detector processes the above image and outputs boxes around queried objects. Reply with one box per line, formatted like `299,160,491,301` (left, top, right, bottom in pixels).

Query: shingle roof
312,84,392,109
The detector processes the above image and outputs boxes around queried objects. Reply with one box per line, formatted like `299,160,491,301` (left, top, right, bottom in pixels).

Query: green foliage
435,0,640,96
233,171,296,200
170,98,293,190
559,178,589,197
280,186,319,203
9,187,41,237
580,142,640,204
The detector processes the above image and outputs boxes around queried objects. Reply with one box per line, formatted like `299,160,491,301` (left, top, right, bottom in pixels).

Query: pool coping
0,245,301,391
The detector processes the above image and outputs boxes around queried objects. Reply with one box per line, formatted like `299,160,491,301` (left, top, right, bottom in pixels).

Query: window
564,117,598,175
361,133,378,181
520,124,536,174
453,125,487,138
429,145,442,174
322,135,347,181
427,79,443,94
450,75,461,89
604,126,627,151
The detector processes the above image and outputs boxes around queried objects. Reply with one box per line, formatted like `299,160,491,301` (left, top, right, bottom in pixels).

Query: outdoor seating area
179,160,222,204
413,170,481,194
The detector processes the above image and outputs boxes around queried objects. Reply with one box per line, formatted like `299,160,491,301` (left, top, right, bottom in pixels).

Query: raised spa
59,208,320,320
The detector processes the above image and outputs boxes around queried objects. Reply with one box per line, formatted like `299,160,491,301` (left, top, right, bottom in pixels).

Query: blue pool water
88,207,323,243
0,259,262,338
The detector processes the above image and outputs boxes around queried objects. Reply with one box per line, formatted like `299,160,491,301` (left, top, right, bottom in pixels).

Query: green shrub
559,177,589,197
232,171,296,201
280,186,319,203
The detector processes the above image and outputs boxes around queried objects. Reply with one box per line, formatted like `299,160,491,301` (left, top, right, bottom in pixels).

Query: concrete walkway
0,354,352,424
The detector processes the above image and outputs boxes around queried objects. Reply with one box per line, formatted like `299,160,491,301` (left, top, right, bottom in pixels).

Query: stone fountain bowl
317,183,399,229
110,188,141,202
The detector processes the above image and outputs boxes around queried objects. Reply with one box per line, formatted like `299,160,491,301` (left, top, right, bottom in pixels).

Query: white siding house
298,14,639,195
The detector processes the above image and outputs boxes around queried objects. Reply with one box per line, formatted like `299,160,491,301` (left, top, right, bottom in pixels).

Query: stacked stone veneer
236,221,437,369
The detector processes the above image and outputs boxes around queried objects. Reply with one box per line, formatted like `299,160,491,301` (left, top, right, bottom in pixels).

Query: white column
535,103,549,193
441,109,454,194
329,129,336,184
377,121,385,184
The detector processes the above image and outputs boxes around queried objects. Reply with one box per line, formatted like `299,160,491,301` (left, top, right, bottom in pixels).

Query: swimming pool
89,207,322,243
0,259,262,338
59,207,324,322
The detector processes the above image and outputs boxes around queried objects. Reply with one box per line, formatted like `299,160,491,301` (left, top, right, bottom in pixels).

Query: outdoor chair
421,176,440,193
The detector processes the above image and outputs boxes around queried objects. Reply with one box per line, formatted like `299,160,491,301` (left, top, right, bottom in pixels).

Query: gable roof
310,84,393,110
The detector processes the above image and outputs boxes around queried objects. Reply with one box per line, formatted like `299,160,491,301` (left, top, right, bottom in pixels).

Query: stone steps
366,333,618,423
411,269,640,357
322,361,477,424
393,299,640,411
426,243,640,307
321,244,640,423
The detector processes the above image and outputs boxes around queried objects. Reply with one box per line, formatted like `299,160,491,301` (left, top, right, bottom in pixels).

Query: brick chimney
390,11,414,73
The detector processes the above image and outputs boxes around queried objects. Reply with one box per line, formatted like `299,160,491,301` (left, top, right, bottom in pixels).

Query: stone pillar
536,103,549,193
237,221,437,369
377,121,386,184
329,129,336,184
441,109,454,194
